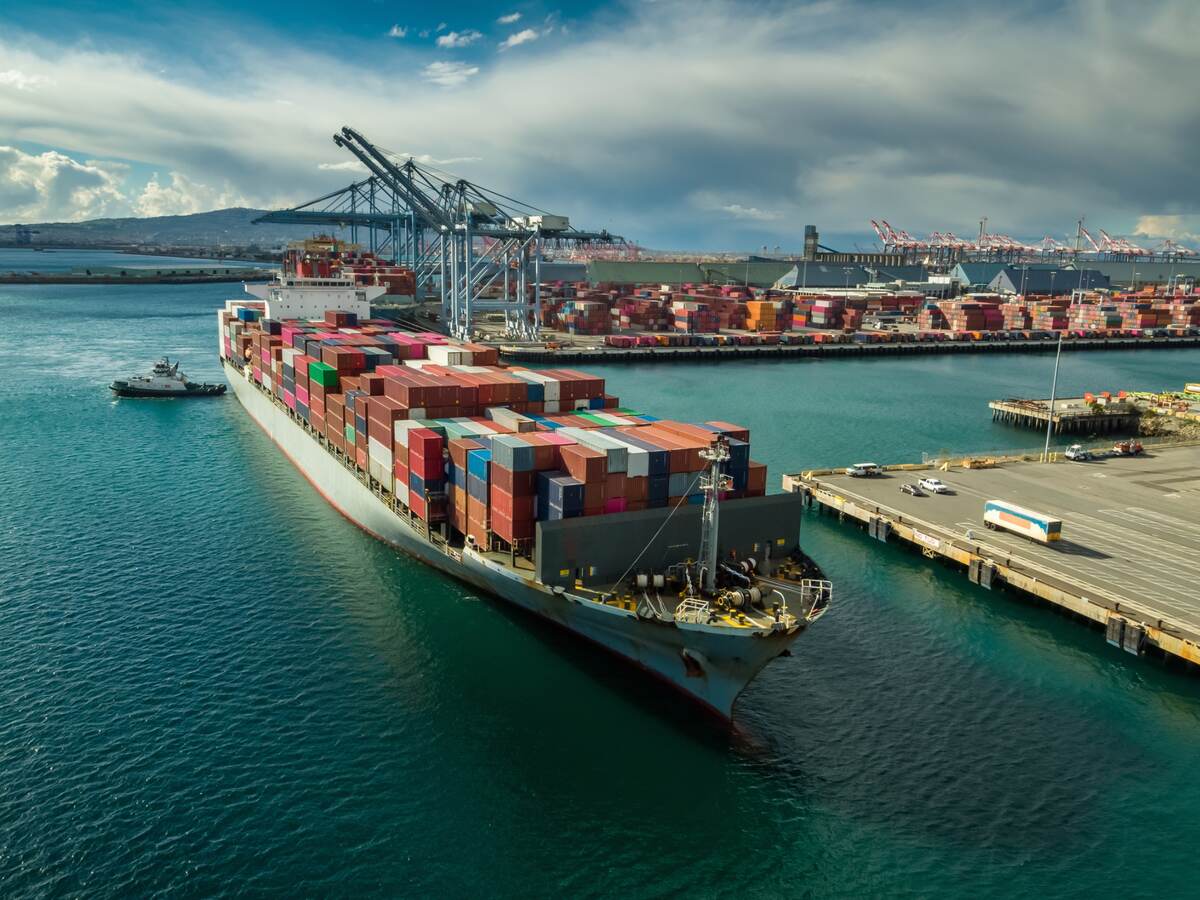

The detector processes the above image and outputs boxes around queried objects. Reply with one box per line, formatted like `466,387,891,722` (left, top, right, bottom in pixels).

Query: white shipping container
601,434,649,476
427,345,472,366
486,407,536,433
368,436,393,468
368,457,390,488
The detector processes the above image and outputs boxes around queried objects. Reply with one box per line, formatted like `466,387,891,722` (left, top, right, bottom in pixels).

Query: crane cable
610,470,704,595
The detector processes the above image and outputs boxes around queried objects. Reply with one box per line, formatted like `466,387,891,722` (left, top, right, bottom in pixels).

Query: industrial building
988,267,1110,295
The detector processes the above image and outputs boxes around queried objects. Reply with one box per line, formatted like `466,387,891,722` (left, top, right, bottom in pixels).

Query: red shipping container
556,444,604,487
746,461,767,496
625,475,647,502
408,428,443,459
489,485,535,521
449,438,484,470
583,482,605,512
705,421,750,442
492,509,534,544
491,466,537,495
605,472,627,498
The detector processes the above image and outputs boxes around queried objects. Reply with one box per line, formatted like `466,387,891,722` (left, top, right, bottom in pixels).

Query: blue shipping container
467,449,492,481
467,473,488,503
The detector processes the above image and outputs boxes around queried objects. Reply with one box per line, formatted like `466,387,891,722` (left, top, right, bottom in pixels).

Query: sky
1,0,1198,252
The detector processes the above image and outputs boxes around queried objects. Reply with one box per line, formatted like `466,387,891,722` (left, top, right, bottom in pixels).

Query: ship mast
697,437,732,594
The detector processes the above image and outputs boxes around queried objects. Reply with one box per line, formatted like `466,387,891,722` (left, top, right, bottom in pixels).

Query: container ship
219,273,830,719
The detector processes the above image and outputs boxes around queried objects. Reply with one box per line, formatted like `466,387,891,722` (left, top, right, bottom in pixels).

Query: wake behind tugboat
110,357,226,398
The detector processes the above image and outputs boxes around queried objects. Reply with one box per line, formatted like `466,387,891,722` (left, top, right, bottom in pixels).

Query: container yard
217,277,831,719
478,280,1200,363
783,445,1200,670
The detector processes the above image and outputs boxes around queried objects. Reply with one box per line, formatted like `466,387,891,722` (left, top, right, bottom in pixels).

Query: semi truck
983,500,1063,543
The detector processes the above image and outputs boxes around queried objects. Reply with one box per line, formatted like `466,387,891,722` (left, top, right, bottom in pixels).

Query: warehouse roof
989,267,1110,294
584,259,790,288
951,262,1006,286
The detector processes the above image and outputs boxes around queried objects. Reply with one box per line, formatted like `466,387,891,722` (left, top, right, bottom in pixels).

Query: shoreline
498,334,1200,363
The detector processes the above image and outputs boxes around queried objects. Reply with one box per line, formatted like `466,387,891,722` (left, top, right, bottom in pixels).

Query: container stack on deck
219,304,767,554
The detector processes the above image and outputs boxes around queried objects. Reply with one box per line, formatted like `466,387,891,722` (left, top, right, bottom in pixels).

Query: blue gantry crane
256,127,627,339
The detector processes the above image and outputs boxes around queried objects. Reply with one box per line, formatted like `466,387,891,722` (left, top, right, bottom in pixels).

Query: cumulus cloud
0,69,51,91
436,30,482,48
498,28,539,51
1134,215,1200,243
420,60,480,87
134,171,248,217
317,160,366,172
1,0,1198,248
0,146,127,221
498,12,521,25
387,25,407,38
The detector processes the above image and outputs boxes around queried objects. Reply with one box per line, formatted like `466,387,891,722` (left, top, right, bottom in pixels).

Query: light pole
1044,329,1064,462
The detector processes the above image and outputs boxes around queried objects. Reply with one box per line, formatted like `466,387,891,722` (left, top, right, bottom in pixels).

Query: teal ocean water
2,274,1199,897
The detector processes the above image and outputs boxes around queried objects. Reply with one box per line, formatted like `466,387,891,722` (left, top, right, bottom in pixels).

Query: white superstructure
244,273,383,321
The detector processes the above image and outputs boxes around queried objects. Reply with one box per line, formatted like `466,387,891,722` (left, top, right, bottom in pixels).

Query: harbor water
2,274,1199,897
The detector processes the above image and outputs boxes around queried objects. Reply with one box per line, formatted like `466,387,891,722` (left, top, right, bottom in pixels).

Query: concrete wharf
783,445,1200,669
498,334,1200,364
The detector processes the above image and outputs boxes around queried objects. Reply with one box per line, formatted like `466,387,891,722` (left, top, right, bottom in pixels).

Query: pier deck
989,397,1139,433
783,445,1200,667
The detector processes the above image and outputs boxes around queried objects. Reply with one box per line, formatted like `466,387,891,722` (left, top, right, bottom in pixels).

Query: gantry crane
257,126,628,339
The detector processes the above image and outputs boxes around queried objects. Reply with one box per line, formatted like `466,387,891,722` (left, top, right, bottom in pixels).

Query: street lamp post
1043,329,1064,462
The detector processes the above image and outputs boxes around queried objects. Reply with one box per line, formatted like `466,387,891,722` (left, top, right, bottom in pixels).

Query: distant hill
0,207,347,250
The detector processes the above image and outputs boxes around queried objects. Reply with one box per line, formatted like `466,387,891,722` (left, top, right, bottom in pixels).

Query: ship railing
674,598,711,625
799,579,832,622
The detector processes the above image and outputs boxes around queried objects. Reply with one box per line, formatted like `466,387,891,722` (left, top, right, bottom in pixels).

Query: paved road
817,445,1200,632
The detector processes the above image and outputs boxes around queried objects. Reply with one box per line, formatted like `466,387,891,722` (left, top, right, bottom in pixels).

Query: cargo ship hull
225,361,800,719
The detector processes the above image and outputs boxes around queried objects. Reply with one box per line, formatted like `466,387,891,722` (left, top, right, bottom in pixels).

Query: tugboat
110,357,226,398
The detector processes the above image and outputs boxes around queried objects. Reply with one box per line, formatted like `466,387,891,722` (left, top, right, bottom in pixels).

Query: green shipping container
344,424,356,445
308,361,339,389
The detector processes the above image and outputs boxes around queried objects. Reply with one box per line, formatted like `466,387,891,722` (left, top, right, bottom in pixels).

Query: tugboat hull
110,383,226,398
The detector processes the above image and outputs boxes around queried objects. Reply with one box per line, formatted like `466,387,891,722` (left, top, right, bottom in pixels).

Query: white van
847,462,882,477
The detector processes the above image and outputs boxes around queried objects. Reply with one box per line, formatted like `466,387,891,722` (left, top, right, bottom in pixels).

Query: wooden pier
783,445,1200,671
989,397,1139,433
